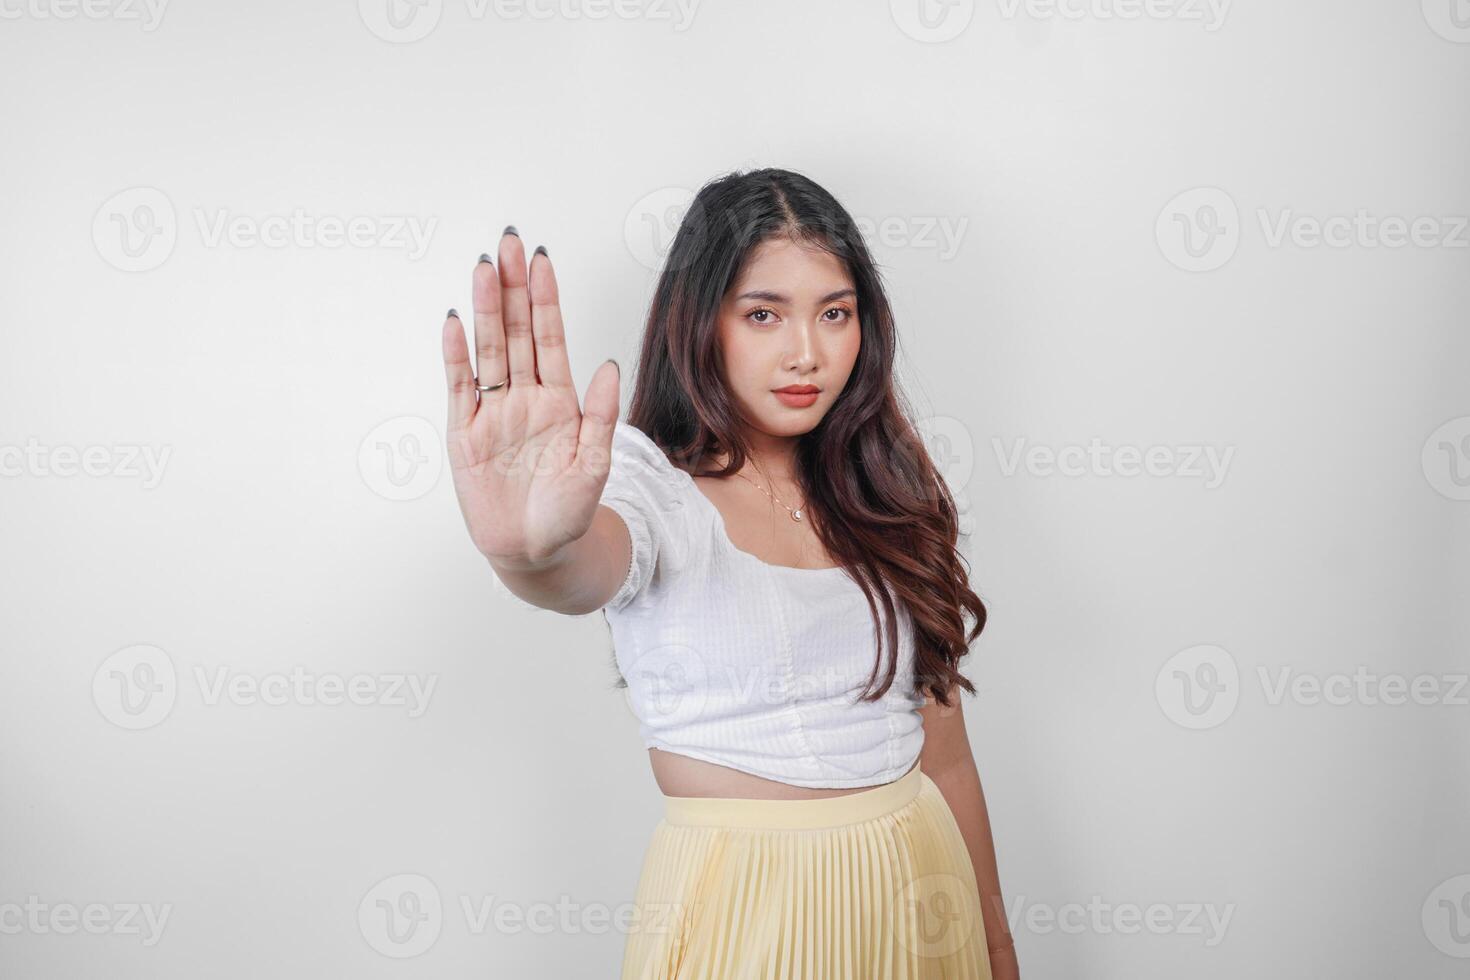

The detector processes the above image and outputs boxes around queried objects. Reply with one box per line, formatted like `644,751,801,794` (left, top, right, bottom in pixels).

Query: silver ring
475,377,509,392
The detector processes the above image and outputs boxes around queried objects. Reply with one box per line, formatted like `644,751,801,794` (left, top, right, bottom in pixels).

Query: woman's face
715,236,862,441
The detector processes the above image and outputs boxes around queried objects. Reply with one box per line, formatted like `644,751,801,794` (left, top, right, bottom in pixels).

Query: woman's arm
489,506,631,615
441,234,629,615
919,691,1019,980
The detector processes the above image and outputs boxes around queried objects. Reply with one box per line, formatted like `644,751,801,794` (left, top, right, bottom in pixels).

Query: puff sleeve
598,422,691,611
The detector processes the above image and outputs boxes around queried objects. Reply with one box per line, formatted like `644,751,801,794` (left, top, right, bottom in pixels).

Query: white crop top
598,421,927,789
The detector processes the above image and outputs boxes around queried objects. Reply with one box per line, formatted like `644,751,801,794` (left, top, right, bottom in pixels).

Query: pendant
792,509,804,522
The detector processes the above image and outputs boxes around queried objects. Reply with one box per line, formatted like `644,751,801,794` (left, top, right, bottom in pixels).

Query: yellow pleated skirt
619,762,994,979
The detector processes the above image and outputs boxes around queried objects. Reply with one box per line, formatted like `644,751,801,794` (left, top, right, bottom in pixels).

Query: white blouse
598,421,927,789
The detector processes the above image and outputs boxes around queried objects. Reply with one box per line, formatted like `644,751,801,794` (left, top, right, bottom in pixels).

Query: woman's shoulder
611,420,674,466
600,423,714,608
603,422,698,515
609,422,687,483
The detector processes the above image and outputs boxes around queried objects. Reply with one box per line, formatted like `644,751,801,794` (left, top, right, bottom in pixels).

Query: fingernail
607,358,619,372
478,253,493,264
533,244,548,258
503,225,519,237
447,308,458,318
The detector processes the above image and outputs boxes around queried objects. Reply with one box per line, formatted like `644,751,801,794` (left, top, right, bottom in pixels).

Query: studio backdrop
1,1,1466,977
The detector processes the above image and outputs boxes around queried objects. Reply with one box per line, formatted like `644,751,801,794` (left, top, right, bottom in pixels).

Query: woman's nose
786,321,818,372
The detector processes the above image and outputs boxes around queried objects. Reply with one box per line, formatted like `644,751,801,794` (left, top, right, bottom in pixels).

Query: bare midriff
648,747,919,800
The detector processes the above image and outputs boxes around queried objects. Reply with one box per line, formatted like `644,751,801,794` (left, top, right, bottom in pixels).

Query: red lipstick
772,384,820,408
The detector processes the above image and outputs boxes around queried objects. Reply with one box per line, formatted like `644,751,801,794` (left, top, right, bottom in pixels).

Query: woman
439,168,1017,979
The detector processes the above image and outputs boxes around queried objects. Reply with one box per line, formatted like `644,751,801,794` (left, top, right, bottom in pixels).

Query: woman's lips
772,385,820,408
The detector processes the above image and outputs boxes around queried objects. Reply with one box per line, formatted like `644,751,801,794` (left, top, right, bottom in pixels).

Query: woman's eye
746,307,852,325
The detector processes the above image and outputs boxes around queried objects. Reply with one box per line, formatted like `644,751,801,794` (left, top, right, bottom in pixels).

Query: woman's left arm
919,691,1019,980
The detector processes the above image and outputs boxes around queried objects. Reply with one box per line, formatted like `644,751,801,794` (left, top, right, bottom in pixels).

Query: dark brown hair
624,167,986,708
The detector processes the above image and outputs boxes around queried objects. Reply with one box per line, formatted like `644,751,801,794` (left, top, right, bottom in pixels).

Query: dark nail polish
533,244,548,257
503,225,519,237
447,308,458,318
478,253,493,264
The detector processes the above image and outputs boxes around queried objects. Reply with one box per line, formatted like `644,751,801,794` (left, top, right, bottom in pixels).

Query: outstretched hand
440,230,621,569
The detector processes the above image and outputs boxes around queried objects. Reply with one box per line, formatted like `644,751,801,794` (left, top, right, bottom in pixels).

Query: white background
1,0,1467,976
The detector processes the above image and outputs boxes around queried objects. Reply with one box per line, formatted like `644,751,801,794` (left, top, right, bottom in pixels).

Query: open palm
440,231,620,567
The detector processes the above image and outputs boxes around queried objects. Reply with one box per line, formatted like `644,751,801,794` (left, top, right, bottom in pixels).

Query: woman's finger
497,229,537,386
442,310,477,431
528,247,573,389
472,254,509,394
574,359,621,483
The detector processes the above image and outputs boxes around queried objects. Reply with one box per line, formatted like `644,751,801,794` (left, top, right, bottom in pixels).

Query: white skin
442,230,922,800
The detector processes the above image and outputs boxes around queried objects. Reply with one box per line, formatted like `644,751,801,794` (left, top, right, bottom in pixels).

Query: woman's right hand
440,230,621,571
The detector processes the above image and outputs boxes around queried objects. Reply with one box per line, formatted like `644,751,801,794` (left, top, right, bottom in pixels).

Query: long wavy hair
622,167,986,708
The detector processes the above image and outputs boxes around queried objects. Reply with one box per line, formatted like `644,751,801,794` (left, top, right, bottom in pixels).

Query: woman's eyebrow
733,287,857,304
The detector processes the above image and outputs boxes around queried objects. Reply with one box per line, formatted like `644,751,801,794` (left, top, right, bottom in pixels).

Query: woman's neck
738,427,800,485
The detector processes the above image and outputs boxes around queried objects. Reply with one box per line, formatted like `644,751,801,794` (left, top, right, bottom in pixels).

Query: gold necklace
735,470,806,523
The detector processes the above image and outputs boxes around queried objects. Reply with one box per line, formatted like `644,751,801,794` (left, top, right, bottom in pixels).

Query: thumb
574,359,621,480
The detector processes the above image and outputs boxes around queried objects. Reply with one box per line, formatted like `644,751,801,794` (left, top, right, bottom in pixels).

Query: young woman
439,169,1017,979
